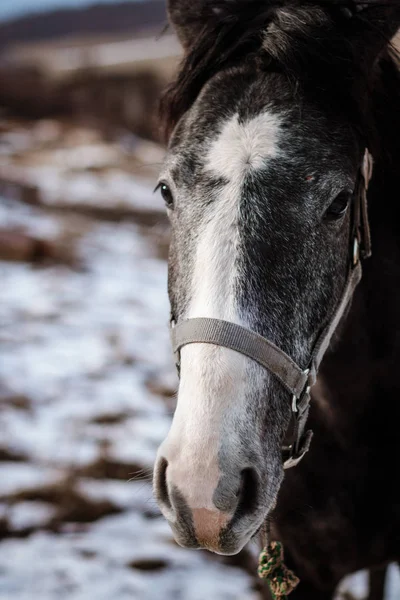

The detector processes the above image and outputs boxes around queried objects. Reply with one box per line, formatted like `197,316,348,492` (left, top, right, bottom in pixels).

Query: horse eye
159,183,174,209
325,191,352,220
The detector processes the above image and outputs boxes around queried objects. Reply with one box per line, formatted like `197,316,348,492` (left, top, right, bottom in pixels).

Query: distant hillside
0,1,167,49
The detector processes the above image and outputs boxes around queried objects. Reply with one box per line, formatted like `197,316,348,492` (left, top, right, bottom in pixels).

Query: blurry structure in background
0,0,177,267
0,1,181,141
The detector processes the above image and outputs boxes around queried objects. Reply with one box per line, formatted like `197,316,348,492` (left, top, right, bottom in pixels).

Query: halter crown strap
170,149,373,469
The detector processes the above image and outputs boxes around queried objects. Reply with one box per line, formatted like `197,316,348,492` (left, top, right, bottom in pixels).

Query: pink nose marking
192,508,230,550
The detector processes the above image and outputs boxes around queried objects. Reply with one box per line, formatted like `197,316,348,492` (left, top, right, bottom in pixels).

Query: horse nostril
155,457,172,512
235,468,259,519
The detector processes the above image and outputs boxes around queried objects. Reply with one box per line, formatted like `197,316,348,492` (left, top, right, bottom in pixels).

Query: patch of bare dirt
90,412,129,425
129,558,169,572
77,456,147,481
0,386,32,411
8,478,121,528
0,228,60,263
0,447,26,462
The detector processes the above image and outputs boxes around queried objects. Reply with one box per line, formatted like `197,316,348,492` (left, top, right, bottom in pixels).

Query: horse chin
167,508,267,556
170,526,250,556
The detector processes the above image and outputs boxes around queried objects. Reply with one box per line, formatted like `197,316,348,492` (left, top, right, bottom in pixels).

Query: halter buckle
291,369,311,414
283,430,314,470
353,237,360,266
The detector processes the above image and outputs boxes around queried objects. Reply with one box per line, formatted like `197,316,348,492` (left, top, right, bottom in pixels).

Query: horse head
154,0,400,555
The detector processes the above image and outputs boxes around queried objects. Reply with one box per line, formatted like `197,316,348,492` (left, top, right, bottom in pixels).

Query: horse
153,1,400,598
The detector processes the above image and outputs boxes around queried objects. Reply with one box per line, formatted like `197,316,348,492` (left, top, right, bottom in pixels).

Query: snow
338,567,400,600
0,191,258,599
8,501,57,531
0,463,63,497
0,513,258,600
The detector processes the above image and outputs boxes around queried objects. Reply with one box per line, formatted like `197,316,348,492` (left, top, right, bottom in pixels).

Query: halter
170,149,373,469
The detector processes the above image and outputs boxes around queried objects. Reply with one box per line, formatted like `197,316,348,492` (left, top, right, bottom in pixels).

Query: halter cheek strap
170,149,373,469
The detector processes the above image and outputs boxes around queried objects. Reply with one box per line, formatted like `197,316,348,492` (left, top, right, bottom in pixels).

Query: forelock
160,1,371,140
263,6,330,58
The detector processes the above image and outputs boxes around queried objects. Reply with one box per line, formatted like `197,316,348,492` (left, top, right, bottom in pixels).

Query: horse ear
168,0,209,49
347,3,400,66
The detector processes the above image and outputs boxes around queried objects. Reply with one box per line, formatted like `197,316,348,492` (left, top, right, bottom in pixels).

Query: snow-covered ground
0,121,399,600
0,195,261,600
0,120,166,216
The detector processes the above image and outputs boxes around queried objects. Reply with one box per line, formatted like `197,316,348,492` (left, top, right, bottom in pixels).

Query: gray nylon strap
171,318,309,398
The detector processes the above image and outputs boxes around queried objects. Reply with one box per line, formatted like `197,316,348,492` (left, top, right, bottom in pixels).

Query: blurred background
0,2,399,599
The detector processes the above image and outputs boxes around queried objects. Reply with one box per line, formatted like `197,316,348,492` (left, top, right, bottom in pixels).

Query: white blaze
189,111,281,320
160,111,282,510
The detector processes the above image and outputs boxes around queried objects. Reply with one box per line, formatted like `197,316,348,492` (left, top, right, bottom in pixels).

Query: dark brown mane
160,0,399,141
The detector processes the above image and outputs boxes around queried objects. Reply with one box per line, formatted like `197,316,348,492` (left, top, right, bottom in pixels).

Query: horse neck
317,54,400,428
355,52,400,364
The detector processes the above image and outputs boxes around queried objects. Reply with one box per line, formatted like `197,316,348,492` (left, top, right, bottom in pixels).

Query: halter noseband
170,149,373,469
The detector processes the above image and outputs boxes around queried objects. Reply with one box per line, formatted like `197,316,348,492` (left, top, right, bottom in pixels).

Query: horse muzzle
154,452,272,555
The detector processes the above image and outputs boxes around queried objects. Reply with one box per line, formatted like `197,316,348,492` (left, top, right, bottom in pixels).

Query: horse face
154,68,362,555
